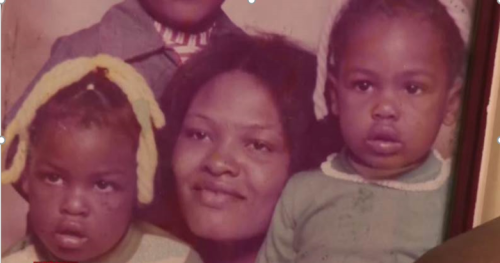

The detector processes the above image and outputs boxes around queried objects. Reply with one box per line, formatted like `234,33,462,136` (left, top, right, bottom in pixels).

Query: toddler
2,55,202,263
257,0,469,262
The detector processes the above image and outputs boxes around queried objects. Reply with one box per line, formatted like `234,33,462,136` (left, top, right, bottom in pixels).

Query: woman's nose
60,188,90,217
203,142,240,177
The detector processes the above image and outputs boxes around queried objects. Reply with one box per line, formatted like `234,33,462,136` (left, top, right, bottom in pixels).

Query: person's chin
189,221,239,241
365,155,406,169
156,7,221,32
49,245,96,263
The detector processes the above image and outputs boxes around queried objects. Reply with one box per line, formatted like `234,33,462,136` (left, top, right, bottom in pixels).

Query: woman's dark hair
29,69,141,149
159,34,320,175
328,0,466,81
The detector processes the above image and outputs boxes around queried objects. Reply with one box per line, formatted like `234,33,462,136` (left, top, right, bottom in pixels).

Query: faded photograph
1,0,477,262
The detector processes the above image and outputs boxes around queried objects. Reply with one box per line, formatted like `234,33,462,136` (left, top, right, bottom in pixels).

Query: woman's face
172,70,291,241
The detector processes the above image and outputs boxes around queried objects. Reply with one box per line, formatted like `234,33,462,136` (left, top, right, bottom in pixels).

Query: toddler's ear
327,73,340,116
443,77,463,126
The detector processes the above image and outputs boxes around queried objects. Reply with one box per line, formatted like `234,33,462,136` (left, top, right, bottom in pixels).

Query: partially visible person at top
1,55,203,263
158,34,324,263
257,0,470,262
4,0,244,127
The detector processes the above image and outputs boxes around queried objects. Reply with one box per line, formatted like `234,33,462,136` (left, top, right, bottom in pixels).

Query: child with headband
1,55,202,263
257,0,469,262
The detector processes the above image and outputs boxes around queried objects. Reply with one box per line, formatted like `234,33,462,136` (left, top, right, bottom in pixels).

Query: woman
157,34,340,263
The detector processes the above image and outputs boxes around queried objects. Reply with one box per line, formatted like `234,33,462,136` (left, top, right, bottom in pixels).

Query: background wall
1,0,477,252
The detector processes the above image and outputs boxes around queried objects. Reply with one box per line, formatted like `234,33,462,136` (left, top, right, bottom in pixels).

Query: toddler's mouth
366,127,403,155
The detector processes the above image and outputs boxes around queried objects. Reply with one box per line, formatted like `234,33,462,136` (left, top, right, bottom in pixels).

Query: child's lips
55,233,88,249
366,126,403,155
54,222,88,249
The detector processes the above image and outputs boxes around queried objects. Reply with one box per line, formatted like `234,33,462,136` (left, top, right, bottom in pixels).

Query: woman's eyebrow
186,112,281,131
242,123,280,131
185,113,213,122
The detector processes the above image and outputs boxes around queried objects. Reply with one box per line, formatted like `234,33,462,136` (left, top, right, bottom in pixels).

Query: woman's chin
187,221,259,242
189,222,237,241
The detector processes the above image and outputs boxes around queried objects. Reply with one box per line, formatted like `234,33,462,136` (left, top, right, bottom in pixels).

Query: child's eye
405,83,423,95
352,81,373,92
42,173,63,186
246,140,273,153
94,180,115,192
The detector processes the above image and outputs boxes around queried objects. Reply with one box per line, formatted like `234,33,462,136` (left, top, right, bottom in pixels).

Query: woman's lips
54,222,88,250
192,181,245,209
366,126,403,155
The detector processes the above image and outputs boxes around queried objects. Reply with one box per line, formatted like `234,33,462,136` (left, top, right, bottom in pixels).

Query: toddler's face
25,124,137,261
173,70,290,241
141,0,225,31
330,16,461,177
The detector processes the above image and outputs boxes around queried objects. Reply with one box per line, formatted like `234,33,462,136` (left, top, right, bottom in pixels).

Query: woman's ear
443,77,463,126
327,73,340,116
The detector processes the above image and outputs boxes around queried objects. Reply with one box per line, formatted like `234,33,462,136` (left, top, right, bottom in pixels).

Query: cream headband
313,0,472,120
1,54,166,205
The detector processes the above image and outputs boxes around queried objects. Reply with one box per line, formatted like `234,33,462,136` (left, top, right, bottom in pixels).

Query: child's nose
372,99,400,121
60,188,90,217
203,142,240,178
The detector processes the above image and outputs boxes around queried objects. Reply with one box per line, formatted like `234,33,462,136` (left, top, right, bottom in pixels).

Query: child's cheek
97,193,136,214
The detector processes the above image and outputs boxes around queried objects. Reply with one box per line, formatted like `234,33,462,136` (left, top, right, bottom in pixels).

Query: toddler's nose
372,99,400,121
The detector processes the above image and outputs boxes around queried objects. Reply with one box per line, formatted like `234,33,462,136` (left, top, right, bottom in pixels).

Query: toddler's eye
95,180,115,192
352,81,373,92
405,83,423,95
43,173,63,186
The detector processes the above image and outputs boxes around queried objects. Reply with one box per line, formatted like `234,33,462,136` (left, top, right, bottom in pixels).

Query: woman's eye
184,129,210,141
352,81,373,92
247,141,272,153
43,173,63,186
405,83,423,95
95,180,115,192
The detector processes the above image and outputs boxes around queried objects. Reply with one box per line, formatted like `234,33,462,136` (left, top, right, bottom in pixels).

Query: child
257,0,469,262
1,55,202,263
4,0,244,126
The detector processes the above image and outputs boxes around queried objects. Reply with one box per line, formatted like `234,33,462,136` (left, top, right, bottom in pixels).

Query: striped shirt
154,22,214,64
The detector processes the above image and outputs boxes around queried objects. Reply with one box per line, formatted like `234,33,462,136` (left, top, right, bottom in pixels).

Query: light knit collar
320,150,452,192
